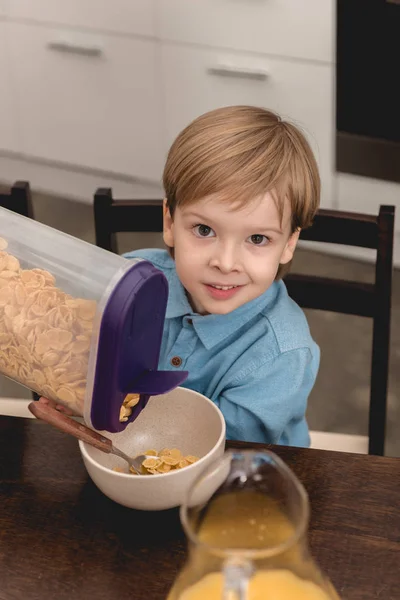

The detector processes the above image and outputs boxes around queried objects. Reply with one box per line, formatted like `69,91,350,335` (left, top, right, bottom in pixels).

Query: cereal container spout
0,207,188,432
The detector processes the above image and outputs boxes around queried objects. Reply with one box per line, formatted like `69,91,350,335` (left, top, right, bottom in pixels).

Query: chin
205,302,239,315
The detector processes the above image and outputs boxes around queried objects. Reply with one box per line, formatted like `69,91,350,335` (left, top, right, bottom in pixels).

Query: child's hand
37,396,76,416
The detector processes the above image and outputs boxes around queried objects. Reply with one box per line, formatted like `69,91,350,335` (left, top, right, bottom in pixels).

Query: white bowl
79,387,226,511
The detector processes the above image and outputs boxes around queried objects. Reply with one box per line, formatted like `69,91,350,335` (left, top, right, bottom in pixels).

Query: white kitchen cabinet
162,43,334,208
338,173,400,232
7,22,164,182
0,23,19,153
7,0,155,37
158,0,334,64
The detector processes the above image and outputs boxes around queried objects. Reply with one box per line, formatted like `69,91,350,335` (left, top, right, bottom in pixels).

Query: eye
193,224,215,238
248,234,270,246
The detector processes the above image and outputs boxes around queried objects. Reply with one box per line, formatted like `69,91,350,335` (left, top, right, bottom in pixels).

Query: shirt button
171,356,182,367
187,319,193,325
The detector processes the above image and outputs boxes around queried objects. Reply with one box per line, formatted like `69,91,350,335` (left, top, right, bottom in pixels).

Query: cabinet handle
207,64,269,81
47,40,103,58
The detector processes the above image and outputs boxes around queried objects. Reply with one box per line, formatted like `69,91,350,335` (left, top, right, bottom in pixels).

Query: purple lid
89,260,188,432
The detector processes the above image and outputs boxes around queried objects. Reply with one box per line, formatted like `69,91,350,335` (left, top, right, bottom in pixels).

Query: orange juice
171,492,340,599
169,450,342,600
197,491,297,549
178,569,333,600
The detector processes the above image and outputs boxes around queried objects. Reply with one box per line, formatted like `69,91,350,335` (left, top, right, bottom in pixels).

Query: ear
163,198,175,248
279,229,301,265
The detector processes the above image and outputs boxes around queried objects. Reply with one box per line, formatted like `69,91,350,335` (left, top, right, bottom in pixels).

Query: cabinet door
8,22,164,182
8,0,155,37
0,23,19,153
162,44,334,208
158,0,334,63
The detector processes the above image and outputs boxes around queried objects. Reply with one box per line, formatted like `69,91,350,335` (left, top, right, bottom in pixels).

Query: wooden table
0,416,399,600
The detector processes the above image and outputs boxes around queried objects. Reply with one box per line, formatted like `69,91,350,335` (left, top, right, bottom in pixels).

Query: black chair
0,181,34,218
0,181,39,402
93,188,395,455
285,206,395,456
94,188,163,254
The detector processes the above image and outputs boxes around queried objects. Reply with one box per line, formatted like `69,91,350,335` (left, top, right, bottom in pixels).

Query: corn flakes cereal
144,449,158,456
125,393,140,408
0,237,97,415
142,457,162,470
185,456,199,464
156,463,172,474
161,455,180,467
118,393,140,423
120,449,200,476
119,404,130,422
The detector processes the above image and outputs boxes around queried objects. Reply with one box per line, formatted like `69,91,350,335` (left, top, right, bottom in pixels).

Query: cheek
245,248,280,277
249,262,277,284
174,241,201,278
173,226,194,248
176,232,209,261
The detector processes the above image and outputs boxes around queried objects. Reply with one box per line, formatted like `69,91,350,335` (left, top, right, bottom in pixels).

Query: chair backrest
93,188,395,455
94,188,163,254
285,206,395,456
0,181,34,219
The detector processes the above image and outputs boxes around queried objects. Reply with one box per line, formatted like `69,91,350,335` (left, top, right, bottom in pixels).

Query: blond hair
163,106,320,277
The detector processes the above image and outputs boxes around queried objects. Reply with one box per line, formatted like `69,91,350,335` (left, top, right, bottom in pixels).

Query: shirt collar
165,261,279,350
164,261,193,318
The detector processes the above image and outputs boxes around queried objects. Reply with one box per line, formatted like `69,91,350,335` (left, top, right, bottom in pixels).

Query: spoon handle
28,401,113,453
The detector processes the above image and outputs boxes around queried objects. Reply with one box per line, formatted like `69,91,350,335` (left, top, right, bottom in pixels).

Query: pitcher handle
223,558,253,600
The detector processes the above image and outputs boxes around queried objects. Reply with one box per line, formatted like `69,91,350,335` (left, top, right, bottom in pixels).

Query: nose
209,240,240,273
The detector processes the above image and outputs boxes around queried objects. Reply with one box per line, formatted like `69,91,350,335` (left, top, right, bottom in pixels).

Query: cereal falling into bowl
119,393,140,422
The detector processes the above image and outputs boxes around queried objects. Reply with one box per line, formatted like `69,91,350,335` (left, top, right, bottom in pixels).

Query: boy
125,105,320,447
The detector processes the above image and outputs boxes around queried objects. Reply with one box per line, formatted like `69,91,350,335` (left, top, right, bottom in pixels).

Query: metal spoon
28,400,150,474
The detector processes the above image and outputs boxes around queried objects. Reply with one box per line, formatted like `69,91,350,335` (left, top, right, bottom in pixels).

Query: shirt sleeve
216,347,318,447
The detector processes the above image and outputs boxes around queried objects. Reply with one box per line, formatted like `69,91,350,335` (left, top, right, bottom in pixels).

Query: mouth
204,283,244,301
208,284,241,291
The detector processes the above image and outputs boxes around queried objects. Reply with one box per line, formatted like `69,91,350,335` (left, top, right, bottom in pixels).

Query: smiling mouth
207,284,242,290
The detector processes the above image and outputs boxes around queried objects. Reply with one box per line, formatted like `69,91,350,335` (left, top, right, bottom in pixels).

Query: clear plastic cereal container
0,207,187,432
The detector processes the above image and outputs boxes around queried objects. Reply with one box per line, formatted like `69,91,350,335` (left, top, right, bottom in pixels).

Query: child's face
163,193,299,315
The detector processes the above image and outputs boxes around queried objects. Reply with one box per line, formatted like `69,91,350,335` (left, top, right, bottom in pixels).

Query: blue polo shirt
124,249,319,447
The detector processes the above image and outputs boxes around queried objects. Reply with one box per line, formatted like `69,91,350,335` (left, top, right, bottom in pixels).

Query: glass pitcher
168,450,340,600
